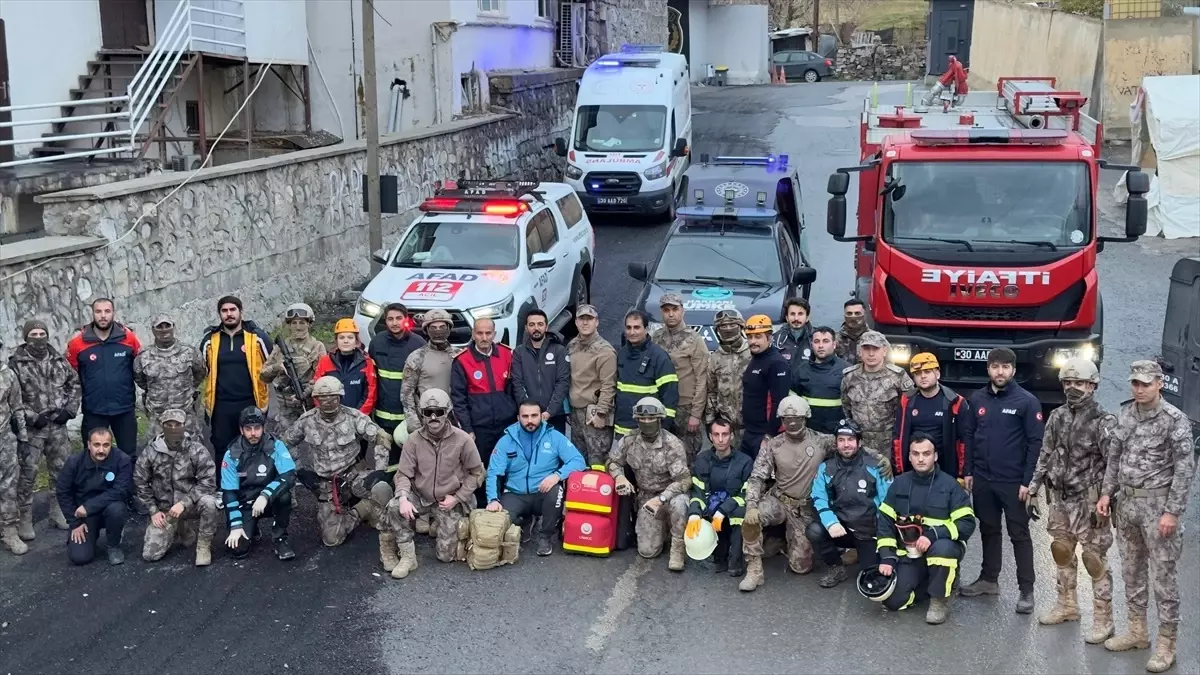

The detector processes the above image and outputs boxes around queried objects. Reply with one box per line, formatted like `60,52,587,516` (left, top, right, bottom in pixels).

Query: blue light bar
621,44,664,53
678,206,778,222
596,59,620,66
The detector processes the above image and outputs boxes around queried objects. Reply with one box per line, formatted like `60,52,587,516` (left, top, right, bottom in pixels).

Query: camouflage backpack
458,508,521,570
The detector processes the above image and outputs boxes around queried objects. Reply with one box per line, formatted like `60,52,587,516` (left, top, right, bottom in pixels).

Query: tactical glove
31,412,50,429
53,409,74,425
252,496,269,518
686,515,701,539
875,453,893,480
614,475,634,496
1025,497,1041,521
225,528,248,548
743,507,760,527
742,507,762,542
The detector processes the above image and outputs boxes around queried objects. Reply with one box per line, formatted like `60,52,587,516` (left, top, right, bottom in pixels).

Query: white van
554,45,691,218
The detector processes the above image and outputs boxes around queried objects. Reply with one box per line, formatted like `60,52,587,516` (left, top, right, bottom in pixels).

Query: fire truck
826,75,1152,406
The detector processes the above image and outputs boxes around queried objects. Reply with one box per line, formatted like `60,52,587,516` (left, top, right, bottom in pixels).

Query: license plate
954,348,991,361
1163,374,1181,395
596,196,628,205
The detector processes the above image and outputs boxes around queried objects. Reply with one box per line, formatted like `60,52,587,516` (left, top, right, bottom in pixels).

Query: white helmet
393,422,410,446
684,518,718,560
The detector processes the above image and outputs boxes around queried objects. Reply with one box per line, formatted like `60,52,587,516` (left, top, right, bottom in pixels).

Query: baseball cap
159,409,187,424
576,304,598,319
659,293,684,308
858,330,888,348
152,314,175,328
1128,359,1163,384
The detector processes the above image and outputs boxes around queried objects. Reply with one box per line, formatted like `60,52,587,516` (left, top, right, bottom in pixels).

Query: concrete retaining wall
1101,17,1198,138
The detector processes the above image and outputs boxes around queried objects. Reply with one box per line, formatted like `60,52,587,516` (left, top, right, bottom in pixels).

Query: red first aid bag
562,469,618,556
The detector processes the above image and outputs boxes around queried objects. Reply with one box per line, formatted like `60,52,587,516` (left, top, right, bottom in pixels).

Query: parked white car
353,180,596,348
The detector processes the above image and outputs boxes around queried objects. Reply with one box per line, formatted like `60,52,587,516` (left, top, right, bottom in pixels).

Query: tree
1058,0,1103,17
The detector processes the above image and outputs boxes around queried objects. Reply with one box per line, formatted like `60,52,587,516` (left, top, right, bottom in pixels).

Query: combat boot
1104,613,1151,652
392,541,417,579
926,598,950,625
819,565,848,588
739,555,764,592
49,503,69,530
378,532,400,572
2,526,28,555
1085,600,1114,645
1038,589,1080,625
194,537,212,567
1146,625,1177,673
668,537,685,572
17,508,35,541
959,576,1000,597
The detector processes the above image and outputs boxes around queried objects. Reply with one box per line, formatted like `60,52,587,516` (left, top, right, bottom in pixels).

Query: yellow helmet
333,318,358,335
744,314,774,335
909,352,940,373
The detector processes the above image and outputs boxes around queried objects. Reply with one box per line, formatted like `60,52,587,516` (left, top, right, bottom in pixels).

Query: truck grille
583,172,641,196
928,305,1038,322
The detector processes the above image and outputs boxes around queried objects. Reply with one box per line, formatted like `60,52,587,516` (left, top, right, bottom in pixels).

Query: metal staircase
0,0,245,168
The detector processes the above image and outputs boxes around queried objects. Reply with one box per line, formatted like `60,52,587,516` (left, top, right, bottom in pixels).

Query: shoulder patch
842,364,858,375
885,363,903,373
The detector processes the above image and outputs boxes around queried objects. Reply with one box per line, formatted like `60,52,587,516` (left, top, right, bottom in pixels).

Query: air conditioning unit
556,2,587,68
169,154,206,172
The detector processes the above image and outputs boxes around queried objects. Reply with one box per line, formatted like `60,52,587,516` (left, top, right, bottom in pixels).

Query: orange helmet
744,314,773,335
333,318,358,335
909,352,940,373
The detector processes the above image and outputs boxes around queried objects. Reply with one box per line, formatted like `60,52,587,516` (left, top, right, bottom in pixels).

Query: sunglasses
421,408,447,419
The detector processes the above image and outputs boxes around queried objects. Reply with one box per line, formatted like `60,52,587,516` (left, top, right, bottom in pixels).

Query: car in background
627,154,817,350
770,50,833,83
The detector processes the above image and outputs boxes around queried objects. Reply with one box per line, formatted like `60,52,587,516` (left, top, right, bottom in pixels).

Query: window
534,209,559,249
654,235,784,285
537,0,551,18
525,220,544,264
573,105,668,152
556,194,585,229
478,0,501,13
392,220,520,270
772,53,789,64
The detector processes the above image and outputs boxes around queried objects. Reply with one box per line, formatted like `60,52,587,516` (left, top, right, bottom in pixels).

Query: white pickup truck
352,180,596,347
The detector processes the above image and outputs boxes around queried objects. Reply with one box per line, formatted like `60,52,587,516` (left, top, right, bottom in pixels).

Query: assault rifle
275,330,311,411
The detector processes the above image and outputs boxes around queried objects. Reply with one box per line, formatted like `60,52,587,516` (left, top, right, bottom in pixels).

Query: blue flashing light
711,155,790,172
678,205,778,222
621,44,664,53
596,59,621,67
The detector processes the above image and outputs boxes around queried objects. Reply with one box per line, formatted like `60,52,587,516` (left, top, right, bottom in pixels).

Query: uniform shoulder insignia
885,363,903,373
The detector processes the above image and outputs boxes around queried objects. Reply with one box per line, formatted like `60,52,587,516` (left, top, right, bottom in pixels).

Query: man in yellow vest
200,296,272,461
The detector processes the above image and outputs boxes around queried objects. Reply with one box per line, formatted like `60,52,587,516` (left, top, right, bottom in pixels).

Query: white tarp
1116,75,1200,239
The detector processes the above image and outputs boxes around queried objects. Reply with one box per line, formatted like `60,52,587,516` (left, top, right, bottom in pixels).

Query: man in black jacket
892,352,970,478
772,297,814,364
450,318,517,507
512,309,571,435
687,419,754,575
613,310,678,440
959,347,1045,615
791,326,848,434
369,303,426,457
55,427,133,566
739,315,791,459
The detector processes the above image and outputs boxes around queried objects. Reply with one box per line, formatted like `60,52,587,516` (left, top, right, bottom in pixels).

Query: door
1161,258,1200,425
0,20,12,165
537,206,572,315
932,2,974,72
99,0,150,49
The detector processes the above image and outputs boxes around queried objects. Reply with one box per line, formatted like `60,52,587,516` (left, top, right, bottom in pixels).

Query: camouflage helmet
419,388,452,410
312,375,345,397
713,308,745,327
1059,357,1100,384
777,395,811,418
285,302,315,321
422,309,453,329
632,396,666,418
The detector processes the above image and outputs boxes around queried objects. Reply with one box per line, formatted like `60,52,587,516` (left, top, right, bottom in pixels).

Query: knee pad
1049,538,1074,567
1081,549,1107,580
804,521,826,543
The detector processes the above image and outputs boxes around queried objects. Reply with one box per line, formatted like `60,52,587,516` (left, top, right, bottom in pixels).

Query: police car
627,155,817,350
353,179,596,348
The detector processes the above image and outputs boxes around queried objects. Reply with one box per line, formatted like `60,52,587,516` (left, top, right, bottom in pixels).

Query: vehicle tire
666,183,678,222
804,69,820,83
570,271,590,314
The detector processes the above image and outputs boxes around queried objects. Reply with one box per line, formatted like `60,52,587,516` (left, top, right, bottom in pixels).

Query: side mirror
827,172,850,196
1125,191,1148,238
791,266,817,286
628,261,649,282
670,138,688,158
827,195,847,238
530,252,557,270
1126,169,1150,195
553,137,568,158
371,252,389,266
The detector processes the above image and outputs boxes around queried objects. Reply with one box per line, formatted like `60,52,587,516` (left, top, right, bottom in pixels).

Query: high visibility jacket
876,467,975,563
199,322,271,414
688,448,753,522
368,330,425,427
893,385,969,477
613,336,678,436
791,354,849,434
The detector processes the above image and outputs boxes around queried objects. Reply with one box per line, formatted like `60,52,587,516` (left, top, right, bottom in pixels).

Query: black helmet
239,406,267,428
835,418,863,440
857,567,897,602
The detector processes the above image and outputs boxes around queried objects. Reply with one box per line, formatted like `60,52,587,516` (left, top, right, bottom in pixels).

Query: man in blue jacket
485,399,586,556
959,347,1045,615
55,427,133,566
221,407,297,561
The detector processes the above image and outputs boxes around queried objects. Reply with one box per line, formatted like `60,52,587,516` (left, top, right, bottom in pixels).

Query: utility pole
812,0,820,57
363,0,383,275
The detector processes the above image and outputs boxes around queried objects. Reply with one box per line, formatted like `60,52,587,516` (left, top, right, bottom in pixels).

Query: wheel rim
805,71,818,82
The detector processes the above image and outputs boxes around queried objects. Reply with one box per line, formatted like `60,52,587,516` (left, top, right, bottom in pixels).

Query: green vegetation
853,0,928,31
1059,0,1103,17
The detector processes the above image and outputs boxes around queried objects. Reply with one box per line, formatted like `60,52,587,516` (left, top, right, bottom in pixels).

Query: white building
677,0,769,85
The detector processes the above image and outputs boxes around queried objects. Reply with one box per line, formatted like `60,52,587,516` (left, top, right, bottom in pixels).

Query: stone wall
587,0,669,60
0,68,582,349
834,41,928,81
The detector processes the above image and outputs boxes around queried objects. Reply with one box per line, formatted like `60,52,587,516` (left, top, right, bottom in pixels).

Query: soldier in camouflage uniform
282,376,393,547
841,330,915,457
134,314,207,442
134,409,220,566
0,342,29,556
1027,358,1117,642
1097,360,1196,673
260,302,327,440
705,309,750,450
651,294,709,464
834,299,869,365
608,396,690,571
8,320,79,534
566,304,616,467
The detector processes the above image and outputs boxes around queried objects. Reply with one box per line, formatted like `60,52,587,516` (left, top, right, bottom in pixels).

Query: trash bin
704,63,716,85
715,66,728,86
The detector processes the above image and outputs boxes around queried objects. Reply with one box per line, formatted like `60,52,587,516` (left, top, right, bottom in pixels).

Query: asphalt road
2,81,1197,675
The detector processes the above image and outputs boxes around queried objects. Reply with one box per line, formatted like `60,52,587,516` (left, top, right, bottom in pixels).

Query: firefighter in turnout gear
260,303,328,437
608,397,691,571
368,303,426,449
705,310,751,450
651,293,710,464
1027,358,1117,643
614,310,679,438
875,433,976,625
687,418,753,575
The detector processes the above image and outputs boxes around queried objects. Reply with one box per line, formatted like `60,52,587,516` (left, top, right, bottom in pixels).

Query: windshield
654,235,782,285
882,161,1092,250
573,105,667,152
391,220,519,270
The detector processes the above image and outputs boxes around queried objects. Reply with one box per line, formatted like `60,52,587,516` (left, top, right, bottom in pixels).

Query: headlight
643,161,668,180
565,164,583,180
888,343,912,366
1050,343,1097,369
647,321,664,333
357,298,383,318
469,295,514,321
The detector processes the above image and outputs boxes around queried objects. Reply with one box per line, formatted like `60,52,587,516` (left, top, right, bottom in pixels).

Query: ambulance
554,45,692,218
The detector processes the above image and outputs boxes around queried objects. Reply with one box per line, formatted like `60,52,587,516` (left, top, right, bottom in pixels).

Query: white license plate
954,348,991,361
596,196,628,205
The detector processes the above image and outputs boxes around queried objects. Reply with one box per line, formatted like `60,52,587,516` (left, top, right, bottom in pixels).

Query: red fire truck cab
826,76,1152,406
